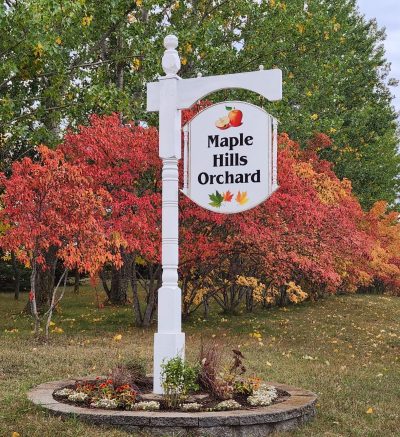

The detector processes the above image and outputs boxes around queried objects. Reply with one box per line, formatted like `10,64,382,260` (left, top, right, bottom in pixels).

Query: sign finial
162,35,180,77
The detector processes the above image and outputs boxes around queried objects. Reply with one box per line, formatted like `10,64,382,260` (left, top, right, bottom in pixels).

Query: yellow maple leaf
113,334,122,342
366,407,374,414
236,191,249,205
12,432,20,437
131,58,141,71
33,43,44,58
82,15,93,27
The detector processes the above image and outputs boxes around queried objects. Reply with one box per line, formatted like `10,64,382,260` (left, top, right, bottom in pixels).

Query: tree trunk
277,285,288,307
11,251,20,300
99,269,111,300
245,288,253,312
142,264,160,327
25,246,57,313
203,296,209,318
131,261,143,326
108,251,133,305
73,269,80,294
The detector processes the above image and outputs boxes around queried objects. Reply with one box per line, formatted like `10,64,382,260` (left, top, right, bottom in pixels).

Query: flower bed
53,348,289,413
53,377,286,412
30,379,317,437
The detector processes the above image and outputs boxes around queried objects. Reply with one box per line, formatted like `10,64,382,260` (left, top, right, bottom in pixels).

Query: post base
153,332,185,394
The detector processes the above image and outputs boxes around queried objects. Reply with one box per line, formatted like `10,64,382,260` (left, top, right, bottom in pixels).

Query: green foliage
0,0,398,205
208,190,224,208
161,356,199,408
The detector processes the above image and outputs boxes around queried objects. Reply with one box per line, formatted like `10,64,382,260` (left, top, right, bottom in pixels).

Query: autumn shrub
180,131,397,313
2,112,398,332
198,342,232,400
198,344,260,400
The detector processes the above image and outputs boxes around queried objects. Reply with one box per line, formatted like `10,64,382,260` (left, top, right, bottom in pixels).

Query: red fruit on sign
215,116,230,130
228,109,243,127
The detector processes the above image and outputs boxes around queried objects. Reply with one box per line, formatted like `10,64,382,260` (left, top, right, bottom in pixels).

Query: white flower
181,402,202,412
54,388,75,398
132,401,160,411
247,385,278,407
68,392,88,402
214,399,242,411
91,398,118,409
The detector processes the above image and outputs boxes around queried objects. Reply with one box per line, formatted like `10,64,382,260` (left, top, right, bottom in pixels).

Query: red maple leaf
223,191,234,202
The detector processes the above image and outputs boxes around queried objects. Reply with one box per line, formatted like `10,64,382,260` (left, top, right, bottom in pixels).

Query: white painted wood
147,69,282,112
272,118,278,189
267,114,272,196
147,34,282,394
183,124,189,194
162,35,181,77
152,36,184,394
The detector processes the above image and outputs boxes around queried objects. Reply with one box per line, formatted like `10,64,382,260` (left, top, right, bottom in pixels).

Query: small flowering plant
54,378,138,410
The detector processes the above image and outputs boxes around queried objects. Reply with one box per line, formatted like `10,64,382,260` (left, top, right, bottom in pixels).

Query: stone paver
28,379,317,436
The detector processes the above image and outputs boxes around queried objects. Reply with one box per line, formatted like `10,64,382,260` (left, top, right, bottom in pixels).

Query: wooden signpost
147,35,282,393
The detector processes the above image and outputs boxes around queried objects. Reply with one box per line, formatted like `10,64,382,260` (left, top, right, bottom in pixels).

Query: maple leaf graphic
209,191,224,207
223,191,234,202
236,191,249,205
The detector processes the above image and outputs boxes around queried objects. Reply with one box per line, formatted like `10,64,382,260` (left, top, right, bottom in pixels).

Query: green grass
0,287,399,436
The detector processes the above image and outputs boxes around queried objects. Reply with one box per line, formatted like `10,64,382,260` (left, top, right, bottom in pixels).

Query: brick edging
28,379,317,432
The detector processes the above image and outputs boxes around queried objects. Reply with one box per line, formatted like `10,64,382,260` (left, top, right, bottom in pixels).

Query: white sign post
147,35,282,394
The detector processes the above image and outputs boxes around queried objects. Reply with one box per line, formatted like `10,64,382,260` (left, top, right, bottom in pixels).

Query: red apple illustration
228,109,243,127
215,116,230,130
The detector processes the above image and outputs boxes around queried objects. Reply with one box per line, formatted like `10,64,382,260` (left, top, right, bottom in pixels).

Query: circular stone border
28,380,317,436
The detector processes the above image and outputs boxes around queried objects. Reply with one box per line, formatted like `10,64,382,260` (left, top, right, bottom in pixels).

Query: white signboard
183,101,278,213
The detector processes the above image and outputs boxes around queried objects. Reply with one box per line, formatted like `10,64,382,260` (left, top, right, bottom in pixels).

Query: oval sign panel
183,101,278,214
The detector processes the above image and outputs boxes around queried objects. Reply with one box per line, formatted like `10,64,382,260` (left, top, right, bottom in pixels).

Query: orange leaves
365,201,400,293
0,142,123,276
223,191,233,202
60,114,161,264
286,281,308,303
235,191,248,205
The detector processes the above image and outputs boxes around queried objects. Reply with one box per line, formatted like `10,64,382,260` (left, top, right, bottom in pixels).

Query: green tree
234,0,399,208
0,0,398,207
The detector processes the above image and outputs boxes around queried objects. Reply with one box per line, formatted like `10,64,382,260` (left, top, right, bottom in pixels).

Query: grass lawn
0,287,399,437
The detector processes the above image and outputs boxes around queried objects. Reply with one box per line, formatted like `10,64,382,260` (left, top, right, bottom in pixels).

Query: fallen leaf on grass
113,334,122,342
366,407,374,414
302,355,317,360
